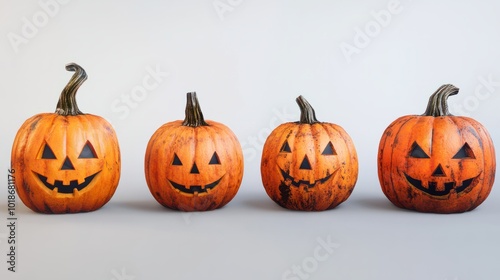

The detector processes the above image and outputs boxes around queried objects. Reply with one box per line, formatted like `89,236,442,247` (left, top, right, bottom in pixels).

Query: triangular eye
79,142,97,158
322,142,336,155
453,143,475,159
409,142,430,158
41,144,56,159
172,153,183,165
209,152,221,165
280,141,291,153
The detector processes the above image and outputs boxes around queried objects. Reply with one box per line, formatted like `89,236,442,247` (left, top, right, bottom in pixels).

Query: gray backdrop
1,1,499,279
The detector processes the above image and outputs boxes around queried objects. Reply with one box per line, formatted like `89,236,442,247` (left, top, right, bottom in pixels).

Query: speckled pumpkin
261,96,358,211
378,84,496,213
11,63,121,214
144,92,244,211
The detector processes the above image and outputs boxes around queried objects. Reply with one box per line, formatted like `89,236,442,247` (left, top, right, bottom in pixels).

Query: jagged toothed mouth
279,167,338,188
35,171,100,194
404,173,479,196
168,176,224,196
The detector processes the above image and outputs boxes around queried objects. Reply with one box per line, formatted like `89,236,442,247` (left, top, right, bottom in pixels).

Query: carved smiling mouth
279,167,338,188
35,171,100,194
169,175,224,196
404,173,479,196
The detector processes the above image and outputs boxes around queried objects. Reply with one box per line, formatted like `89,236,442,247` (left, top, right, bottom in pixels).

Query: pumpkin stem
55,63,87,116
182,92,209,127
422,84,459,117
296,95,319,124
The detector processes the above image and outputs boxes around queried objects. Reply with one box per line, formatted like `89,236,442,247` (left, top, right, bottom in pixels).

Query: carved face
261,122,358,211
32,140,102,194
378,115,496,213
404,141,481,197
277,139,339,190
12,114,121,213
167,151,225,196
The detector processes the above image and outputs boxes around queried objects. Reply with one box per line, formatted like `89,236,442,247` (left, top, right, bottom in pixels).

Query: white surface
1,1,500,279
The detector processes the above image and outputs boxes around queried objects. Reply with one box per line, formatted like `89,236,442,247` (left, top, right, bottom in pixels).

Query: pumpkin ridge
459,117,495,204
316,123,340,177
404,116,434,198
158,126,180,206
263,123,293,203
85,115,120,202
455,117,482,144
386,116,414,206
210,135,229,205
411,116,434,157
322,122,358,208
301,124,316,175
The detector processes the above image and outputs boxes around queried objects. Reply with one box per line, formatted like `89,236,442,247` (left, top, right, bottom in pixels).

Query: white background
1,0,500,279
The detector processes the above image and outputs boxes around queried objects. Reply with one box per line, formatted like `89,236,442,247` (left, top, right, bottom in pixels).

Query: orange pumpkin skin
378,85,496,213
261,96,358,211
11,63,121,214
145,93,243,211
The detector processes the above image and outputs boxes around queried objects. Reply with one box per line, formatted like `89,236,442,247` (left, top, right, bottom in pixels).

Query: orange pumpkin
145,92,244,211
11,63,121,214
378,84,496,213
261,96,358,211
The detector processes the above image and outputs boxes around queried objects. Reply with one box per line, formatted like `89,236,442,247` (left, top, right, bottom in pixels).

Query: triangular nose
432,164,446,177
190,162,200,174
61,157,75,170
299,155,312,170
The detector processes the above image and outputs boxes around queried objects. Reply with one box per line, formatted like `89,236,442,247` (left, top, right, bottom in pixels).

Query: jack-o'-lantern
261,96,358,211
11,63,121,214
144,92,244,211
378,84,496,213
